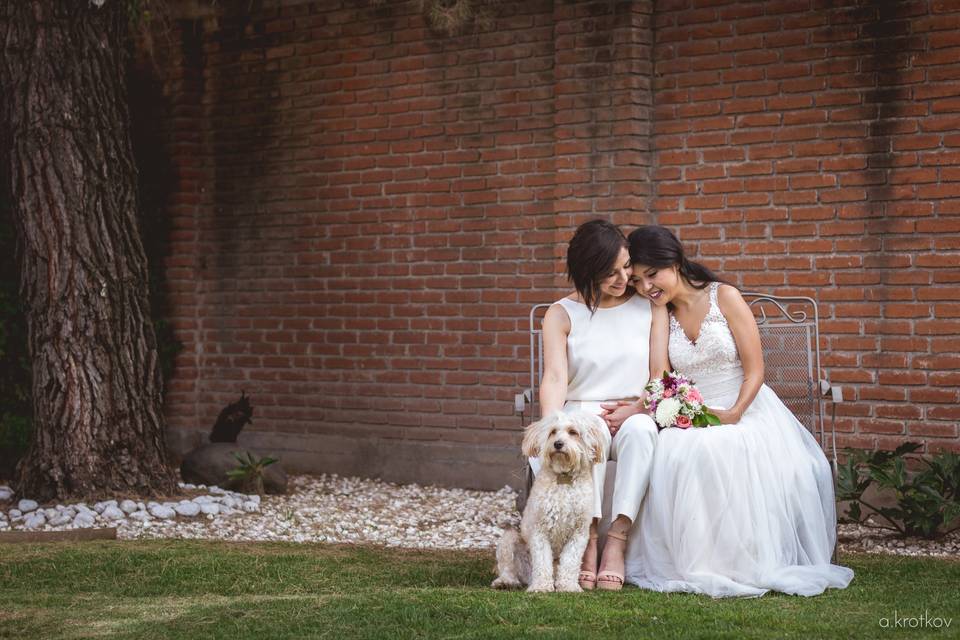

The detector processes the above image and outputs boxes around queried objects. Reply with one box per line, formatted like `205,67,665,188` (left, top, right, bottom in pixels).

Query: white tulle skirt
625,380,854,598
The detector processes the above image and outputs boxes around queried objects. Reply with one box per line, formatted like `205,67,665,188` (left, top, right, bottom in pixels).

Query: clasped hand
598,400,641,437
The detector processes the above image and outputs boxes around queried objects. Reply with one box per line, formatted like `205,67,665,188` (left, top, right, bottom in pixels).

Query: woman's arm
539,303,571,417
714,284,765,424
648,303,670,382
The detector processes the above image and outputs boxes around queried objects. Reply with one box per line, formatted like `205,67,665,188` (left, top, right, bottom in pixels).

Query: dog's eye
567,429,579,437
549,429,557,437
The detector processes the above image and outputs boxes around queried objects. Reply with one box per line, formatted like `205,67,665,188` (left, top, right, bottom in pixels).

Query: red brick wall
143,0,959,489
652,0,959,454
146,0,654,488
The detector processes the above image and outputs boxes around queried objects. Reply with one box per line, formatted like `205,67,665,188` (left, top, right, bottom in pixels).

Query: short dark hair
627,225,724,296
566,219,628,313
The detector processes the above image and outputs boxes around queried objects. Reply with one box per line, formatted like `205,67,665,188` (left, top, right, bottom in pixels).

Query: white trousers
529,401,658,522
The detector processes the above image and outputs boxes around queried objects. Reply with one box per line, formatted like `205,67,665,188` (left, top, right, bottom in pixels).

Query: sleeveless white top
555,294,652,403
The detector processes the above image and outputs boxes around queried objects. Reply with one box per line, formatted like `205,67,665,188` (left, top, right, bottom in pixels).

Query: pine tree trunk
0,1,176,500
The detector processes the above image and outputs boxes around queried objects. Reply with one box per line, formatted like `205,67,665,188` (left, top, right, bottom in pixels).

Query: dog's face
521,411,605,475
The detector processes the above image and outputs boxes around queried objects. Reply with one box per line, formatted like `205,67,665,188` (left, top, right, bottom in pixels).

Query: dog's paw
526,582,555,593
554,581,583,593
491,577,521,590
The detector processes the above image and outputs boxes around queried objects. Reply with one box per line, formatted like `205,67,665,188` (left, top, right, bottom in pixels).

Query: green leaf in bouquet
703,411,721,426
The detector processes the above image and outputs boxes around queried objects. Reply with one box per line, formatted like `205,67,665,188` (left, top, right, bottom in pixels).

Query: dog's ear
574,412,607,465
521,412,557,459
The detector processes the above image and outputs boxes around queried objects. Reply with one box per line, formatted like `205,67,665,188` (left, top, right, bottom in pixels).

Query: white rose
655,397,681,428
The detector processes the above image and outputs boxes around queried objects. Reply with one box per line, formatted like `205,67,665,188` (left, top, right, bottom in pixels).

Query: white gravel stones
149,505,176,520
48,513,72,527
17,499,38,513
101,505,126,520
125,475,518,548
94,500,117,514
23,512,45,529
837,523,960,558
0,486,13,502
174,502,200,517
73,512,96,528
1,474,956,558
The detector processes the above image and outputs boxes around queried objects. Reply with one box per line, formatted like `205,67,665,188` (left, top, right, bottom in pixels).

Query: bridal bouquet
644,371,720,429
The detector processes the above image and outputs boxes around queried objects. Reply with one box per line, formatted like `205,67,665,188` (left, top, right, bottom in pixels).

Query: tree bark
0,1,176,500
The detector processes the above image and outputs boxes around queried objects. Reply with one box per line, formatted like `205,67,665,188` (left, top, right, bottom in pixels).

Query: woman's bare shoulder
543,298,572,331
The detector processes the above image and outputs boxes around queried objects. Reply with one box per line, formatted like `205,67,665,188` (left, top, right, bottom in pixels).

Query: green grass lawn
0,541,957,639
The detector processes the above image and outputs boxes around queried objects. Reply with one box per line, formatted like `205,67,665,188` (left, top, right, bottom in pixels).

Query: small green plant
226,451,278,495
837,442,960,539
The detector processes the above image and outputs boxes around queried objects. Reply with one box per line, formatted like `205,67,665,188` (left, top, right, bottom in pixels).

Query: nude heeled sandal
596,530,627,591
578,534,599,590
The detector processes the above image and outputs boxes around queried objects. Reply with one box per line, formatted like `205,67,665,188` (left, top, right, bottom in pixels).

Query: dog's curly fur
491,411,606,592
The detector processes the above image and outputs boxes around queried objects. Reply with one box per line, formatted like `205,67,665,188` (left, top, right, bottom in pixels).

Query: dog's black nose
553,440,564,450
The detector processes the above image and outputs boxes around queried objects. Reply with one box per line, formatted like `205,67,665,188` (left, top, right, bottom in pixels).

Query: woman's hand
710,407,743,425
599,400,641,436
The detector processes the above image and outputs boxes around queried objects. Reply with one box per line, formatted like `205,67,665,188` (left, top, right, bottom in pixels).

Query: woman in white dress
623,225,854,597
537,219,668,591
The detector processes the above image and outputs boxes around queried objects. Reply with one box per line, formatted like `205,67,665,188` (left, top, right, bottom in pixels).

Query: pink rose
663,389,674,398
688,389,702,403
675,415,692,429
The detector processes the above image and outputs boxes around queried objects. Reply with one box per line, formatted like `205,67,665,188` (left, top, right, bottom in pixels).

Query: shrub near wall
652,0,960,453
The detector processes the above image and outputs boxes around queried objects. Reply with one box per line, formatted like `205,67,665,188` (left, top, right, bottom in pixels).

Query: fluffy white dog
491,411,606,592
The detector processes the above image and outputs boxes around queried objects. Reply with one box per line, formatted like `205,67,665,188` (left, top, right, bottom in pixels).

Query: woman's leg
598,413,657,589
609,413,657,519
581,417,612,587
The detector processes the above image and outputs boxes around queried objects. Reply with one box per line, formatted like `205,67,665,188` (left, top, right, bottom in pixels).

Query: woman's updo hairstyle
566,219,628,314
627,225,724,295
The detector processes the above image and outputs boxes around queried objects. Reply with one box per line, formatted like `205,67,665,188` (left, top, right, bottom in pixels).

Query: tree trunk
0,1,176,500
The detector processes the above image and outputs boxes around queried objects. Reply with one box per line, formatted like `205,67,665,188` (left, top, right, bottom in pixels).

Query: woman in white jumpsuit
535,219,667,591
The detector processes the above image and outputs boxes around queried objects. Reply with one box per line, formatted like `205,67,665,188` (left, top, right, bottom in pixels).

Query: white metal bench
514,293,841,556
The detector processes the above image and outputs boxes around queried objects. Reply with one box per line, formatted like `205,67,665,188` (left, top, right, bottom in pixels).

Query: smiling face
630,262,682,306
597,247,633,301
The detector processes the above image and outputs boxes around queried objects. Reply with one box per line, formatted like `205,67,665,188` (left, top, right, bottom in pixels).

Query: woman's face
630,262,681,306
598,247,633,299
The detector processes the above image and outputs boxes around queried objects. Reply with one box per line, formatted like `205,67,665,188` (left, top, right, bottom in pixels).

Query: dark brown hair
627,225,725,301
566,219,628,313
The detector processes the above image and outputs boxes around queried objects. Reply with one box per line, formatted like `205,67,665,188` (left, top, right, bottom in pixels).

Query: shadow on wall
861,0,911,392
207,7,281,279
129,42,183,387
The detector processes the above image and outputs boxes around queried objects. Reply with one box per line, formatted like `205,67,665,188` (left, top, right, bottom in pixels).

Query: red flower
675,415,692,429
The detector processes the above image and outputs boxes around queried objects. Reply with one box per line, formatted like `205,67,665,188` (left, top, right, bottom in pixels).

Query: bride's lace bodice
668,282,743,395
